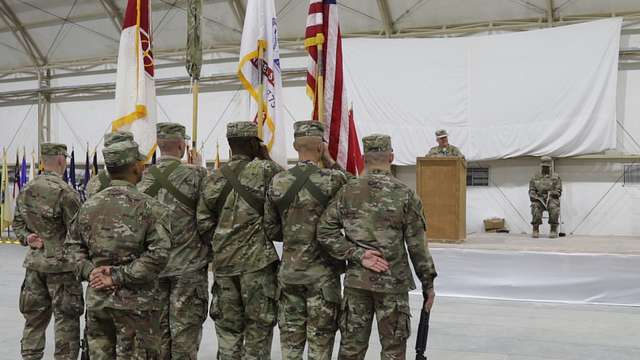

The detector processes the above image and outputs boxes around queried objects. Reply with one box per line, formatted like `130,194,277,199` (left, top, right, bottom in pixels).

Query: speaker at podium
416,157,466,243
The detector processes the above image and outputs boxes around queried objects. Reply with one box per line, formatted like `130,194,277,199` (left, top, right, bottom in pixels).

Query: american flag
305,0,364,175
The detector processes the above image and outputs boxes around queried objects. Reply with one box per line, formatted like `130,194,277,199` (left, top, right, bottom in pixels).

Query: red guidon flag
305,0,363,175
112,0,157,160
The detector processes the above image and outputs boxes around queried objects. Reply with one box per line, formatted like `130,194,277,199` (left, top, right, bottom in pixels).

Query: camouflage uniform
138,123,210,359
13,143,83,360
85,131,136,198
197,122,283,360
318,134,438,360
427,129,464,158
529,156,562,238
264,121,347,360
65,136,171,359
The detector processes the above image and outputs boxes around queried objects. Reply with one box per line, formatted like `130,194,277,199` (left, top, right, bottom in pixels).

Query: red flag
305,0,363,175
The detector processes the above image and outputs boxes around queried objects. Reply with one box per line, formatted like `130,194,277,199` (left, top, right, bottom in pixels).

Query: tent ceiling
0,0,639,75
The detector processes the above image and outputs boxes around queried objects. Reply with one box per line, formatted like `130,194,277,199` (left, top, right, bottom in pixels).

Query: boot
550,225,558,239
532,225,539,238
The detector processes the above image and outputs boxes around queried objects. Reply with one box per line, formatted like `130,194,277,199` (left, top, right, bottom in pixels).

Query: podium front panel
416,157,466,242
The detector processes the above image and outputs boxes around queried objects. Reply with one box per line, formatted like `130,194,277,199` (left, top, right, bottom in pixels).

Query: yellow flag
1,148,14,231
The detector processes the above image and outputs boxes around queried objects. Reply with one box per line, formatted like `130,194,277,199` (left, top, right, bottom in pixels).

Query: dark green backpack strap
144,161,197,211
275,166,314,214
98,171,110,191
301,169,330,208
212,162,248,216
219,161,265,216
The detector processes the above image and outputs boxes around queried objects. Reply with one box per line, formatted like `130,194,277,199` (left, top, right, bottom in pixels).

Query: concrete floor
1,244,639,359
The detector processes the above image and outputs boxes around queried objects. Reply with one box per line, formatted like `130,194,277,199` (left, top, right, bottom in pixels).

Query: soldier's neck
43,165,63,176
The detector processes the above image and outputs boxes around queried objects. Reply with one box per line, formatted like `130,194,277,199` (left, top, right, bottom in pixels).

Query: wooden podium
416,157,466,243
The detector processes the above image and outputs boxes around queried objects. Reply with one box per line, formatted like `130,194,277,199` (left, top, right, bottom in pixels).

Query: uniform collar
109,179,136,188
297,160,318,167
231,154,252,161
368,169,392,175
160,155,182,163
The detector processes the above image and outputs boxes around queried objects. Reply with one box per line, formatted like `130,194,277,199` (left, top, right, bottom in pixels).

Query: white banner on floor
425,248,640,306
343,18,622,164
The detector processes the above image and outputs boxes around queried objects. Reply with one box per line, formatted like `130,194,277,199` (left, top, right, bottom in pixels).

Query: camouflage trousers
19,269,83,360
531,199,560,225
86,307,161,359
210,263,278,360
158,267,209,360
338,288,411,360
277,275,341,360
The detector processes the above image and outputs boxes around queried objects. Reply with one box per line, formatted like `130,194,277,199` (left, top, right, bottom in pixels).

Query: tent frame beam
377,0,395,36
97,0,123,33
228,0,245,28
0,0,45,68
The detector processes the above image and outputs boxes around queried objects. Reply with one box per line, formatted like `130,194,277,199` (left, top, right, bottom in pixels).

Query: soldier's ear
389,152,395,164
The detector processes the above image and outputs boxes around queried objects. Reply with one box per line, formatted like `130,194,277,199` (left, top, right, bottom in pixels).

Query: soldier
427,129,464,158
529,156,562,238
138,122,210,359
264,121,347,360
197,121,283,359
13,143,83,360
85,131,136,198
65,134,171,359
318,134,438,360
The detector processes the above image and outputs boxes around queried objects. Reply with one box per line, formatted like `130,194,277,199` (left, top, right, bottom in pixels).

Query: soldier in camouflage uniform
318,134,438,360
427,129,464,158
138,123,210,359
529,156,562,238
65,134,171,359
85,131,137,198
197,121,283,359
264,121,347,360
13,143,83,360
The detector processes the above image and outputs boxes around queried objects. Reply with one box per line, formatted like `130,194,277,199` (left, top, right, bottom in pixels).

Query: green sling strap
144,161,197,211
217,161,266,216
275,165,330,215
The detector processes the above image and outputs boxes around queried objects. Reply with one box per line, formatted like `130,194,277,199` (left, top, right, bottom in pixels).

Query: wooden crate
416,157,466,243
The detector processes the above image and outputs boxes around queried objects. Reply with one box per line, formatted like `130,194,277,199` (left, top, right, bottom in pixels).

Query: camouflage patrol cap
362,134,392,153
294,120,324,138
540,156,553,166
157,122,190,140
435,129,448,139
40,143,68,157
104,131,135,147
102,136,146,167
226,121,259,139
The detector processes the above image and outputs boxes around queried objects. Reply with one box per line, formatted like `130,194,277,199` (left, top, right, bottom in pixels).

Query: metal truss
0,68,307,107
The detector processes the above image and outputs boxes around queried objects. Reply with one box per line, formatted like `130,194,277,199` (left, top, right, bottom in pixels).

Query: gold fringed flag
113,0,157,161
237,0,287,167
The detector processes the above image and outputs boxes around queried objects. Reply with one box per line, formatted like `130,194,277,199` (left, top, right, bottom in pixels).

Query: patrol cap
362,134,392,153
540,156,553,166
40,143,68,157
157,122,190,141
294,120,324,139
102,137,146,167
104,131,134,147
226,121,259,139
435,129,448,139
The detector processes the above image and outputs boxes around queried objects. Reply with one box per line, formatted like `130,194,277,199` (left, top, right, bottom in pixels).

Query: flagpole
192,80,199,150
316,34,325,124
256,40,265,140
1,148,5,239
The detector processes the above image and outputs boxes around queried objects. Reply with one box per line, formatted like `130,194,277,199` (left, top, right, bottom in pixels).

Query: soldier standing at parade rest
13,143,83,360
85,131,137,198
529,156,562,238
264,121,348,360
65,134,171,359
197,121,284,359
318,134,437,360
137,122,210,359
427,129,464,158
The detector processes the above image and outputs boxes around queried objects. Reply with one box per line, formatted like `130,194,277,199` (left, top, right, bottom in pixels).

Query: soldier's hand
189,149,203,166
89,273,114,289
424,287,436,312
26,233,43,249
361,250,389,273
321,142,336,168
89,266,112,282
